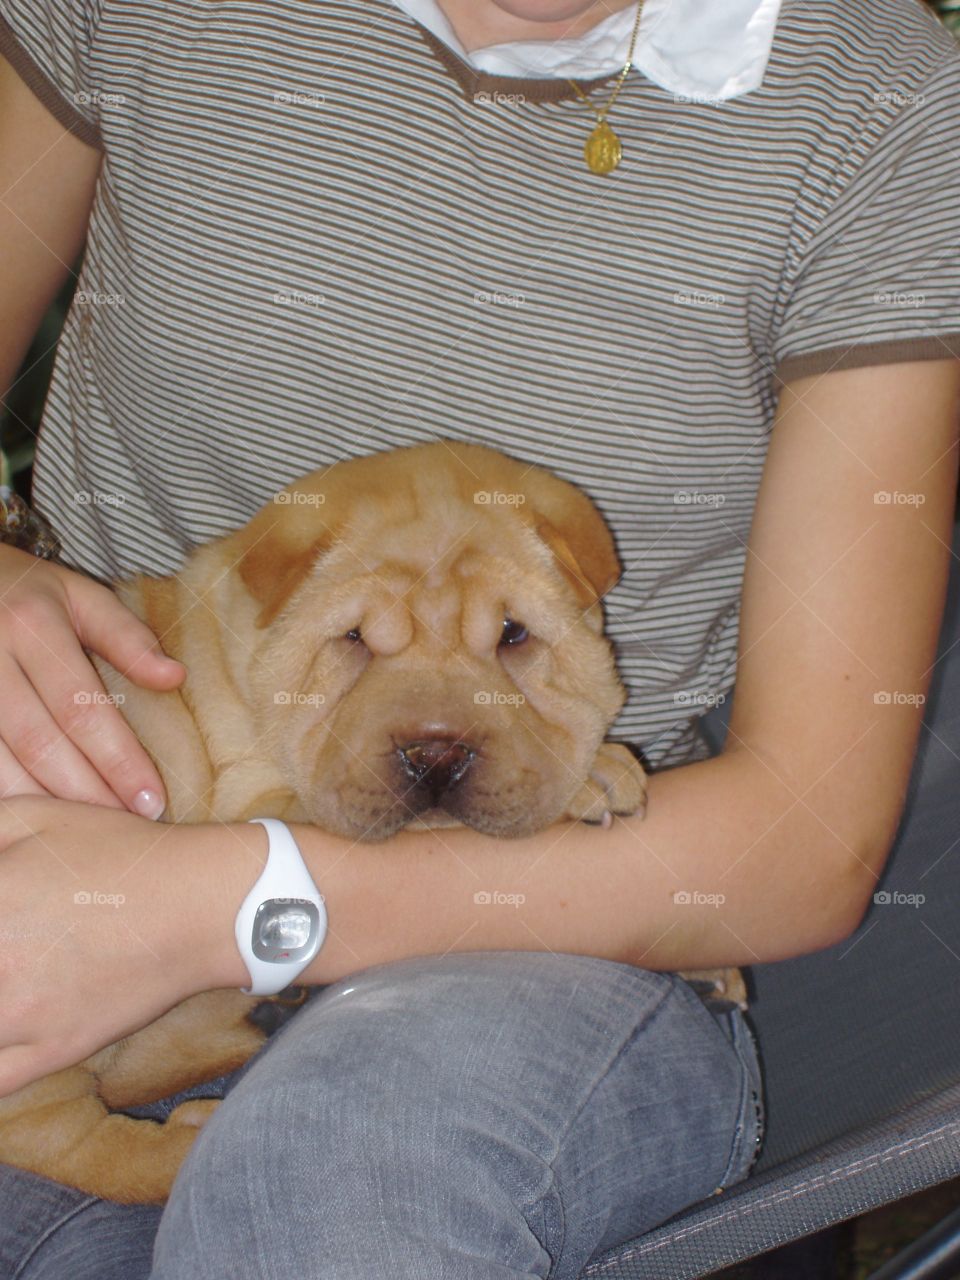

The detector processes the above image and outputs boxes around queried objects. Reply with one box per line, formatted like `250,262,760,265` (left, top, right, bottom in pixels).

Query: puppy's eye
500,618,528,647
345,627,362,642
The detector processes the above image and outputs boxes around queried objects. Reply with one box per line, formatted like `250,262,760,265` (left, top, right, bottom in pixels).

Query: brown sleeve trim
0,14,102,151
774,335,960,385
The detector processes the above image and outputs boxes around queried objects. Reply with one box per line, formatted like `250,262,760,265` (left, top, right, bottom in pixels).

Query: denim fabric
0,954,763,1279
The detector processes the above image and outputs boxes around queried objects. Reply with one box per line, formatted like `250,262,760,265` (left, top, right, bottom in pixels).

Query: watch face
252,899,321,963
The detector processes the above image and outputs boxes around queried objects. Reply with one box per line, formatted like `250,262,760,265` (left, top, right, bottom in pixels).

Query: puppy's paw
677,967,750,1011
565,743,648,827
165,1099,220,1131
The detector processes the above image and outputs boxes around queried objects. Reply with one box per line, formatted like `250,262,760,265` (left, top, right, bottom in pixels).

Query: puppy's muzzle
399,739,475,802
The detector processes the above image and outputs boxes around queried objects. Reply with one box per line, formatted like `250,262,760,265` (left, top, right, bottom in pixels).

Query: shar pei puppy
0,440,743,1203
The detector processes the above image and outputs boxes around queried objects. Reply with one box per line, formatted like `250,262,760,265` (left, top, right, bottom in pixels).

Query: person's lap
0,952,762,1280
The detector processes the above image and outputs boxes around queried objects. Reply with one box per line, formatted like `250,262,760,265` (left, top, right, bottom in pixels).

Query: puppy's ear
232,451,402,629
505,459,620,608
533,517,619,609
233,482,338,629
238,536,331,629
455,440,621,608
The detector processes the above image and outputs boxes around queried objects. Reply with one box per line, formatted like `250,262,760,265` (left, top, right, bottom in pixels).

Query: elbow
807,897,869,953
793,837,893,955
761,898,864,964
750,831,892,961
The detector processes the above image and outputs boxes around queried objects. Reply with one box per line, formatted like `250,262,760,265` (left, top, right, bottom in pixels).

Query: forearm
206,747,872,990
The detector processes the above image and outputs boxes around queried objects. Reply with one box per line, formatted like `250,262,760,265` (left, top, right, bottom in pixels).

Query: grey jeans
0,952,764,1279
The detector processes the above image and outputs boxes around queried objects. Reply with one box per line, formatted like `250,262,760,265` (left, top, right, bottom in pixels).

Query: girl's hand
0,543,185,816
0,795,261,1096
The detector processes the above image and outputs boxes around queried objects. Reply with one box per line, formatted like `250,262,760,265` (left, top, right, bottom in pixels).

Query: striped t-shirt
2,0,959,769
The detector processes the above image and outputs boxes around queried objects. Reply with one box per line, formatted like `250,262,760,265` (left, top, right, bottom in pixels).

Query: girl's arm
2,360,956,1097
0,55,187,812
0,53,98,398
253,360,957,977
228,357,960,979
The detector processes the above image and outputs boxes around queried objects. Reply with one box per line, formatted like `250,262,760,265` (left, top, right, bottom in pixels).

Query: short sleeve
0,0,103,149
773,52,960,385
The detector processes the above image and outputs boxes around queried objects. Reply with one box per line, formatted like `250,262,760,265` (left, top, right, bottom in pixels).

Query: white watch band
235,818,327,996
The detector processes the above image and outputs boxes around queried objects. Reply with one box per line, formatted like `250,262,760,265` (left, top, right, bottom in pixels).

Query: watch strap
235,818,327,995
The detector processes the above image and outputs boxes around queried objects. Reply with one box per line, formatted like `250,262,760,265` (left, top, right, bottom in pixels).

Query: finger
14,631,169,817
3,585,172,815
65,577,186,690
0,652,135,811
0,734,51,801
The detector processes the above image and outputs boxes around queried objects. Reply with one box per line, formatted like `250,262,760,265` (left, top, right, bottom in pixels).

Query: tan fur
0,440,741,1203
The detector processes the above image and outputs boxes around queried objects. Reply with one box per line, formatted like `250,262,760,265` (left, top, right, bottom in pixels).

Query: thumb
70,580,187,689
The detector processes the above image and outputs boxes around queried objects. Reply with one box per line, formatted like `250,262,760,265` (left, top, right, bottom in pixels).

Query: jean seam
520,1192,564,1280
740,1012,766,1177
715,1012,757,1190
549,977,677,1166
11,1195,99,1280
540,977,677,1276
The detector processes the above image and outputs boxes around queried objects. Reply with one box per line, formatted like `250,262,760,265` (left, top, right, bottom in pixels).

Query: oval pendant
584,121,622,176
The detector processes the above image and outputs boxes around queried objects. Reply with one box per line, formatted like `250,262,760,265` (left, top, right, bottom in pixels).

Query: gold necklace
566,1,644,176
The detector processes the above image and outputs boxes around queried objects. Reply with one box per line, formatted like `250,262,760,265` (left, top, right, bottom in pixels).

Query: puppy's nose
400,739,474,796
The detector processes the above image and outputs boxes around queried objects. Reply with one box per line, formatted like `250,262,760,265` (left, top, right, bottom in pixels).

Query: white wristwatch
234,818,327,996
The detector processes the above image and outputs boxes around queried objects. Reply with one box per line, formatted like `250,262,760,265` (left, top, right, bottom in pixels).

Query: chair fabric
582,518,960,1278
582,1084,960,1279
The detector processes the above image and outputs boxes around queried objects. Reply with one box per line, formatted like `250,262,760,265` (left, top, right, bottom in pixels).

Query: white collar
390,0,784,101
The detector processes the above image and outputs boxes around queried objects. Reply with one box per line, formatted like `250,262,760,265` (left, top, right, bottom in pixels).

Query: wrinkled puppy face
235,442,625,842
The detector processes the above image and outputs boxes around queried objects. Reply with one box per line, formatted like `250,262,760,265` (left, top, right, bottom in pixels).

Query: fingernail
133,788,165,820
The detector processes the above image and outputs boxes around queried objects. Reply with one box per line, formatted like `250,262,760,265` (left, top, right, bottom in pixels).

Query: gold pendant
584,121,622,175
